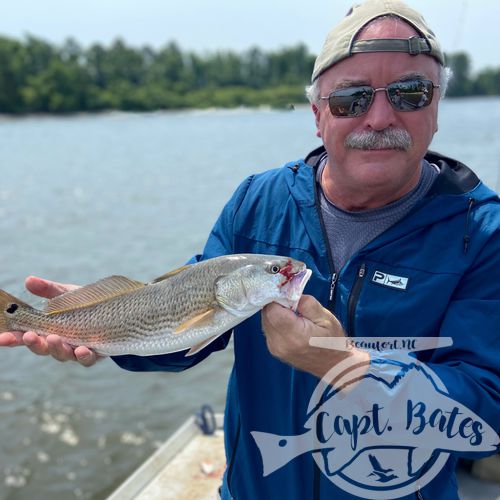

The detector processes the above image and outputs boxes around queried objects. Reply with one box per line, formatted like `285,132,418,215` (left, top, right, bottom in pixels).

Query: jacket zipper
463,197,475,254
329,272,338,305
413,449,439,500
312,163,335,500
313,167,337,309
347,263,366,337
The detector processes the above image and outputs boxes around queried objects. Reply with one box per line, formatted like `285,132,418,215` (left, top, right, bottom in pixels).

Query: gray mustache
345,128,412,151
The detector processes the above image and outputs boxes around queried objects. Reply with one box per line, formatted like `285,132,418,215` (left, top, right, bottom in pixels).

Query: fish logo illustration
372,271,408,290
251,340,499,499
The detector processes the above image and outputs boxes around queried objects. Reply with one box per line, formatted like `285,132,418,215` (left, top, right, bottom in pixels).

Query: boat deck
107,414,224,500
136,432,224,500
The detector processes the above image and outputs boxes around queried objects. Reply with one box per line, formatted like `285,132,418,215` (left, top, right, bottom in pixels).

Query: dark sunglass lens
388,80,433,111
329,86,373,116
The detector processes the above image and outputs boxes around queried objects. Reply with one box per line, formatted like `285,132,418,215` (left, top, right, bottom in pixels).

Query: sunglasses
320,79,440,118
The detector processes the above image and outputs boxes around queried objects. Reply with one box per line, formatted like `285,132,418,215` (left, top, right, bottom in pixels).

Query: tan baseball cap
312,0,444,82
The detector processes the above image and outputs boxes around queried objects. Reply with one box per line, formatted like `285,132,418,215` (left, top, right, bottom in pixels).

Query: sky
2,0,499,73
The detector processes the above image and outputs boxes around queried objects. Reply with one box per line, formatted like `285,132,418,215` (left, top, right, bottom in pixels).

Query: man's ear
312,104,322,138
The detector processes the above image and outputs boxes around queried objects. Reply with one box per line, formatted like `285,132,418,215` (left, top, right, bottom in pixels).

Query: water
0,99,499,500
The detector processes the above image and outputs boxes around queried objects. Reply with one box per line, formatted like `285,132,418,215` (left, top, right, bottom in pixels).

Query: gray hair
305,65,452,105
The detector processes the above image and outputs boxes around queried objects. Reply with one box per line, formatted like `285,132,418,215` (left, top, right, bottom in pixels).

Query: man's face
313,19,440,206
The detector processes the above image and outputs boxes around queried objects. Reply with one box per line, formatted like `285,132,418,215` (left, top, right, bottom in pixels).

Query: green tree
148,42,184,83
21,57,91,112
268,44,314,86
23,35,56,74
472,67,500,95
204,51,244,87
86,43,108,88
446,52,473,97
0,37,26,112
98,38,146,86
1,34,499,114
242,47,269,89
60,37,84,64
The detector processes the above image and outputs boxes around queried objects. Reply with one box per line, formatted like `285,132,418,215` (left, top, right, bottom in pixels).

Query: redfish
0,254,311,357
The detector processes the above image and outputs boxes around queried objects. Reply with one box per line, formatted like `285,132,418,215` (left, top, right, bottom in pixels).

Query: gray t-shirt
317,157,438,272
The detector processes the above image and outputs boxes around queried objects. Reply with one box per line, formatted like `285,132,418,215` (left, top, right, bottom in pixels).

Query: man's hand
0,276,100,367
262,295,370,380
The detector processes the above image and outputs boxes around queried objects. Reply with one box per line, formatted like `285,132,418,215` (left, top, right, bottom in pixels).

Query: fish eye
269,264,281,274
6,303,18,314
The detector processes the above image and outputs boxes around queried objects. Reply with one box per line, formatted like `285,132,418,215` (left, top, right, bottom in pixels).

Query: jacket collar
286,146,497,262
303,145,482,198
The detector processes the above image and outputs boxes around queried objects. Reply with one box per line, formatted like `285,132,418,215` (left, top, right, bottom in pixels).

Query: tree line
0,35,498,113
445,53,500,97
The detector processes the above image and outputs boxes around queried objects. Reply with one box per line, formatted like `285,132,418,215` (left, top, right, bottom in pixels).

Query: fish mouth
276,268,312,311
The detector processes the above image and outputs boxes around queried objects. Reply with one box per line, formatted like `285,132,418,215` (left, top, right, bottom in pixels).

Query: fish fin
0,289,30,332
185,333,221,356
46,276,146,315
151,265,193,283
215,273,257,317
173,308,215,334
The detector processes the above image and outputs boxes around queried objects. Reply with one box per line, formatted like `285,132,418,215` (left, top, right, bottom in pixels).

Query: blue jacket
114,148,500,499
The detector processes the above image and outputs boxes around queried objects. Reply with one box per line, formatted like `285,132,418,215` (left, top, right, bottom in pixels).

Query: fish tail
0,289,29,332
250,430,316,476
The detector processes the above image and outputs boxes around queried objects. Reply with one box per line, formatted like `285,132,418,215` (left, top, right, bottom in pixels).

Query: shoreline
1,96,499,121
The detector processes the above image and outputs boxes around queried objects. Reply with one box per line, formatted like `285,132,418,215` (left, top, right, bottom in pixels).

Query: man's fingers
264,295,336,332
296,295,333,320
296,295,341,330
46,335,76,362
23,332,97,365
74,346,99,367
1,329,99,366
263,295,344,345
25,276,79,299
262,302,299,331
0,331,25,347
3,278,95,365
23,331,50,355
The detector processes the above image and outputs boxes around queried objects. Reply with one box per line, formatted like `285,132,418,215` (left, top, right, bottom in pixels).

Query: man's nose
364,89,397,130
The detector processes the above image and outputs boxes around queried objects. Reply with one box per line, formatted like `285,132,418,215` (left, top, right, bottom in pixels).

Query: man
1,1,499,498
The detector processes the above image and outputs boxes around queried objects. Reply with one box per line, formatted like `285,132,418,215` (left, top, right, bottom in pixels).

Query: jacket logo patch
372,271,408,290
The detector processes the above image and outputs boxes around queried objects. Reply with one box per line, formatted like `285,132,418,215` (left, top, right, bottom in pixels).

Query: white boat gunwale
107,411,224,500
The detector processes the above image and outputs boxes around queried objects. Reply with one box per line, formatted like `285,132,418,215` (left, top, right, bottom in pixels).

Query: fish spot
6,303,18,314
278,439,287,447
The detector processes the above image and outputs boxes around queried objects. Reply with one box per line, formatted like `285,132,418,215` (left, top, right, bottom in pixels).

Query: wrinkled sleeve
112,176,254,372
